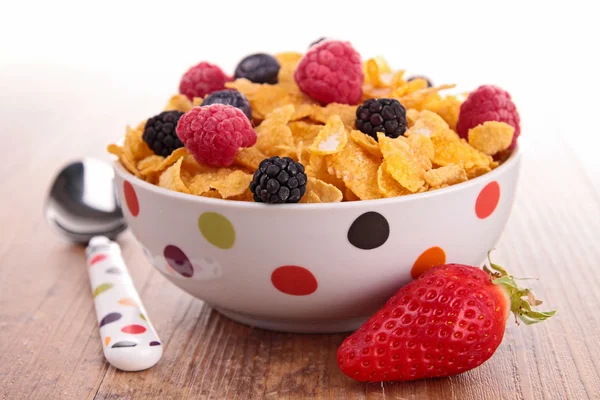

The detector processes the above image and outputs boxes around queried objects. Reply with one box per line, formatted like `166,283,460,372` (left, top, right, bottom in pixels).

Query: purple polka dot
99,312,122,328
150,341,161,346
163,245,194,278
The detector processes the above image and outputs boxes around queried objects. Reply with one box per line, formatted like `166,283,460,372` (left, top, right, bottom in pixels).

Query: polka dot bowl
112,148,521,333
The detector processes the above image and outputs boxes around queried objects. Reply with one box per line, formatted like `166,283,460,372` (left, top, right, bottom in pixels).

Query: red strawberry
337,255,555,382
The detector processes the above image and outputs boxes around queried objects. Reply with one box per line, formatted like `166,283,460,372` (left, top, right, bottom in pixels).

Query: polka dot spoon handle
85,236,162,371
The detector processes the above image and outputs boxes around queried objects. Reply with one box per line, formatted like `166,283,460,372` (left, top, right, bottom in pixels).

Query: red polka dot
475,181,500,219
89,254,107,266
121,324,146,334
271,266,318,296
123,181,139,217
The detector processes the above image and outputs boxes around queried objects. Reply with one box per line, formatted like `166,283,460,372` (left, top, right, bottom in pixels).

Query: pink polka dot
476,181,500,219
271,266,318,296
123,181,139,217
121,324,146,334
89,254,107,266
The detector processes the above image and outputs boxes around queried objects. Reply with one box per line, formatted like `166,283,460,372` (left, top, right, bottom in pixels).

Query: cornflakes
377,161,411,197
306,177,343,203
159,158,191,194
328,141,382,200
311,103,357,128
431,133,492,173
349,129,382,159
255,105,295,156
378,134,425,193
164,94,193,113
424,164,468,188
468,121,514,155
310,115,348,156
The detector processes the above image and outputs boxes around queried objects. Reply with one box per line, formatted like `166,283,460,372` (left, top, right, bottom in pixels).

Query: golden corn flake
138,148,189,176
406,133,434,171
124,123,154,162
300,190,322,203
349,129,382,159
420,94,462,131
344,187,360,202
201,190,223,199
159,158,191,194
306,177,343,203
431,134,492,173
310,115,348,156
234,146,267,170
164,94,193,113
424,164,468,188
311,103,357,128
396,84,456,110
467,165,492,179
293,103,318,121
289,121,322,145
107,143,139,177
377,161,411,197
364,57,393,88
275,52,303,87
378,134,425,193
468,121,515,155
255,105,295,156
209,170,253,198
270,145,298,160
192,97,204,107
306,153,346,192
406,110,450,137
328,141,382,200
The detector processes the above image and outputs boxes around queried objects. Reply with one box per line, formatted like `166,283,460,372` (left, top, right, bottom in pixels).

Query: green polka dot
198,212,235,249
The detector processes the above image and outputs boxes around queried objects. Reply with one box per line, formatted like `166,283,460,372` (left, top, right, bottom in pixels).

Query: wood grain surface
1,67,599,400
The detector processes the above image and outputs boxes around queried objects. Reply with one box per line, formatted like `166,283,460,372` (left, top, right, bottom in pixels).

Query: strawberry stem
484,250,556,325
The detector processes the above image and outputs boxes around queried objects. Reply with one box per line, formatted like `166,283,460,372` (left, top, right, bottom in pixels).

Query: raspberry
355,98,407,140
294,40,364,105
201,89,252,120
179,62,232,100
176,105,256,167
407,75,433,87
142,111,185,156
250,157,307,204
456,85,521,148
234,53,280,84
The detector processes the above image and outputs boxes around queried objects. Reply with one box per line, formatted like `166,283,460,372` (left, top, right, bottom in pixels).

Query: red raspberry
456,85,521,148
294,40,364,105
179,62,232,100
176,105,256,167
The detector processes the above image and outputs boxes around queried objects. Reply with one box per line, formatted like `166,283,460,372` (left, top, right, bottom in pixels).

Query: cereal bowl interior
112,147,521,333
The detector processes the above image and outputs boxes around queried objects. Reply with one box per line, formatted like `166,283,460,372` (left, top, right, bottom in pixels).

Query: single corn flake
406,133,434,171
234,147,267,171
159,158,191,194
328,140,382,200
192,97,204,107
420,94,462,131
378,134,425,193
377,161,412,197
307,153,346,192
209,170,253,198
396,84,456,110
431,134,492,173
405,110,450,137
467,165,492,179
107,143,139,177
311,103,357,129
255,105,296,156
201,190,223,199
164,94,193,113
468,121,515,155
306,177,343,203
275,52,303,87
349,129,382,159
310,115,348,156
344,187,360,202
138,147,189,176
424,164,468,188
364,57,393,88
289,121,322,145
300,190,322,203
124,123,154,162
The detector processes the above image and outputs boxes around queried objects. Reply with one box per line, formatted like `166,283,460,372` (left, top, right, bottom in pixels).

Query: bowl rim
112,146,521,210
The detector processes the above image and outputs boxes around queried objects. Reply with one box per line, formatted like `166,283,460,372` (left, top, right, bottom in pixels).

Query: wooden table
1,67,599,400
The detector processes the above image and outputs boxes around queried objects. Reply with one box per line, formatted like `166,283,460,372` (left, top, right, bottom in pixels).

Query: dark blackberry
142,111,185,156
407,75,433,87
250,156,307,204
355,98,407,140
201,89,252,120
234,53,280,84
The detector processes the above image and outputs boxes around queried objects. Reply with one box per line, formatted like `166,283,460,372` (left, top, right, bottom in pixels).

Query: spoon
45,158,162,372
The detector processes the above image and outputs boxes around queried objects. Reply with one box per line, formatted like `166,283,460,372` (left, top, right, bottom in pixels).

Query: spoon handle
85,236,162,371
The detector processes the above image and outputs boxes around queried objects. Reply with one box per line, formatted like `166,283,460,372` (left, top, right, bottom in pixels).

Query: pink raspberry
456,85,521,148
179,62,232,100
294,40,364,105
176,105,256,167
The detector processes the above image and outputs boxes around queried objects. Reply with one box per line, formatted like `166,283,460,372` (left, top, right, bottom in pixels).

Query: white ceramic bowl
112,148,521,333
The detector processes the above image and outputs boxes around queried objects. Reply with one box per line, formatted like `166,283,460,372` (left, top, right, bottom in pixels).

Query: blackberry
407,75,433,88
234,53,280,84
142,111,185,156
201,89,252,120
355,98,407,140
250,156,307,204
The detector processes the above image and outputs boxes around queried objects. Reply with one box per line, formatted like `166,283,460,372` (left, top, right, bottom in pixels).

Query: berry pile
110,37,521,206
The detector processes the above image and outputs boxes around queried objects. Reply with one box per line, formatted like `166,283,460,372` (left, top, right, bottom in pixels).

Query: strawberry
337,254,555,382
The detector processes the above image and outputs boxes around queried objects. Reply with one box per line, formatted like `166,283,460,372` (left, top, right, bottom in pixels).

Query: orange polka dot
118,298,137,307
475,181,500,219
104,336,111,346
123,181,139,217
411,246,446,279
271,266,318,296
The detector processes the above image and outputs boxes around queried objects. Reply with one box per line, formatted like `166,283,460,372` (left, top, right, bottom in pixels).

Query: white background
1,0,599,177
